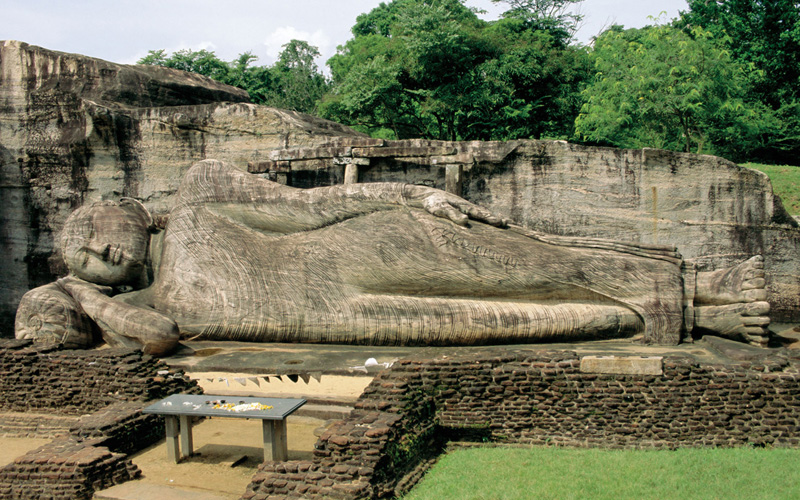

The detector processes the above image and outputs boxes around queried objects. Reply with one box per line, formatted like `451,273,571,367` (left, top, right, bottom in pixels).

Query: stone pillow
15,283,95,350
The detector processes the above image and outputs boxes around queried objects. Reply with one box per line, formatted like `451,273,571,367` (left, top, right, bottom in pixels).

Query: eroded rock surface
0,41,364,333
20,159,774,354
2,40,798,339
258,139,800,323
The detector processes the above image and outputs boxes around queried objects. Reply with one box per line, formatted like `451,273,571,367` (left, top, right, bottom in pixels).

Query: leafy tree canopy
676,0,800,161
137,43,329,114
136,0,800,163
490,0,584,42
575,22,778,160
138,48,232,82
321,0,590,141
678,0,800,106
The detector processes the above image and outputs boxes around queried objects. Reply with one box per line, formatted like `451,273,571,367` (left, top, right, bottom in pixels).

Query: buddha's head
61,198,153,287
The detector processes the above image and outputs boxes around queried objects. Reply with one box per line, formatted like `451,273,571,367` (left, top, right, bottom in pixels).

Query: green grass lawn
744,163,800,215
402,446,800,500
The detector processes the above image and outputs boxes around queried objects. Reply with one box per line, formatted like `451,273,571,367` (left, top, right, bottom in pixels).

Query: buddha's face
62,202,150,286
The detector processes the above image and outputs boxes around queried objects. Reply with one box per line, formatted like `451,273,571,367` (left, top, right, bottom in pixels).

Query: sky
1,0,689,70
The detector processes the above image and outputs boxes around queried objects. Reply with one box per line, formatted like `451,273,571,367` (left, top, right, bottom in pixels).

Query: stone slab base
95,482,229,500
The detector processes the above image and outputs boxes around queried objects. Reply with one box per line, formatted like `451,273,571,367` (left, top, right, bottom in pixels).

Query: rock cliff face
0,41,364,334
2,41,798,336
461,143,800,321
255,139,800,323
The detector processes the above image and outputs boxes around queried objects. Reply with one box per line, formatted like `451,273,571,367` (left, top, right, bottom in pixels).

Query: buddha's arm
303,182,508,227
58,277,179,356
177,159,507,232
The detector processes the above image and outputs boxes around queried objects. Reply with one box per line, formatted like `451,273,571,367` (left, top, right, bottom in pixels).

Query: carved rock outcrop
257,139,800,322
0,40,365,333
2,40,798,337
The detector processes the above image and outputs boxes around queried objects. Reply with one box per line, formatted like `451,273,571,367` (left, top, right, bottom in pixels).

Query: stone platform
161,326,800,378
3,326,799,500
88,330,800,499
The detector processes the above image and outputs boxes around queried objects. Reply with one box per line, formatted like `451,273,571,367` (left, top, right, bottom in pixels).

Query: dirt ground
0,437,52,467
0,371,363,499
0,416,327,499
126,415,328,499
117,374,358,498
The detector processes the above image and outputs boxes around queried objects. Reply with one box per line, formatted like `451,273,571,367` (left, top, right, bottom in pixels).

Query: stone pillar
264,160,292,186
445,164,463,196
336,157,369,184
344,163,359,185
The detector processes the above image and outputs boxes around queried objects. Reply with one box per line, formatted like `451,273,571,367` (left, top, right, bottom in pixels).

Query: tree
677,0,800,161
225,52,260,88
575,23,777,160
490,0,584,41
678,0,800,106
224,52,275,105
323,0,489,140
138,48,234,82
264,40,330,113
138,48,230,80
394,0,494,140
477,16,590,140
322,55,410,139
137,49,168,66
321,0,590,141
351,0,408,37
137,43,330,115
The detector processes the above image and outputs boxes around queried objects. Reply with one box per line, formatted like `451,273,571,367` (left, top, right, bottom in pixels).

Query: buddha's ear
120,198,155,231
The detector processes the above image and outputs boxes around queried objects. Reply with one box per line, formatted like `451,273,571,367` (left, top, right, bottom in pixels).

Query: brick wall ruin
1,339,798,500
0,340,199,499
244,349,800,499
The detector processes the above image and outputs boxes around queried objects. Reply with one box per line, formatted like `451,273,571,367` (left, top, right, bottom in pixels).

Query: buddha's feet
695,255,767,305
693,256,770,347
694,301,771,346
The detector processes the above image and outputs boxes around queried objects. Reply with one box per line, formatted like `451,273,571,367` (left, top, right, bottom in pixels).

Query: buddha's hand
402,184,508,227
57,276,113,302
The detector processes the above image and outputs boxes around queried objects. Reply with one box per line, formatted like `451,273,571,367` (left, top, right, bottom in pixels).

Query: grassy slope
744,163,800,215
403,446,800,500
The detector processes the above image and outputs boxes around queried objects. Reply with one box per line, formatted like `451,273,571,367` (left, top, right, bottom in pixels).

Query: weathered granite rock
0,41,365,334
264,139,799,322
465,143,800,322
35,159,703,354
3,40,798,339
20,155,775,354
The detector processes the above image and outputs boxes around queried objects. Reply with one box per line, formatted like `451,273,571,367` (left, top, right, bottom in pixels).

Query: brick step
0,411,78,438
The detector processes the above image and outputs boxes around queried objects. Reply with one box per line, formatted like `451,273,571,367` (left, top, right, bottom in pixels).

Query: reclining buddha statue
15,160,771,356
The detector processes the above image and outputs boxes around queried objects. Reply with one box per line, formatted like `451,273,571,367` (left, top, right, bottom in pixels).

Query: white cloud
263,26,332,65
196,41,218,52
